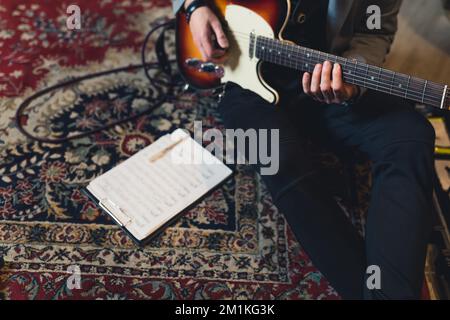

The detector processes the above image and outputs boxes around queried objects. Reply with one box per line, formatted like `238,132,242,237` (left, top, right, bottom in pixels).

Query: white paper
87,129,232,241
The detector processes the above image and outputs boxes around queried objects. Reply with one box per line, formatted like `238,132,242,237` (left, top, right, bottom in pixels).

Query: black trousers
218,83,435,299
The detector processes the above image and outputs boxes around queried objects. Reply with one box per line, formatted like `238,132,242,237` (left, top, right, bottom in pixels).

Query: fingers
194,38,207,60
320,61,333,103
210,18,229,49
189,7,227,61
198,30,225,62
302,72,311,96
332,63,345,102
199,28,215,60
192,29,208,60
302,62,356,104
310,64,324,101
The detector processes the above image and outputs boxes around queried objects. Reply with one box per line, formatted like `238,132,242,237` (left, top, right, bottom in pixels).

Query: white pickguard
222,5,278,104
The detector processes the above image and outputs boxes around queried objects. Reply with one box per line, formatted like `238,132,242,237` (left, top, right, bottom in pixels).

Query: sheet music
87,129,232,241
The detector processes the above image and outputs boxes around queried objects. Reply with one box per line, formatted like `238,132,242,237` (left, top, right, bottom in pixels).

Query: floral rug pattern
0,0,372,300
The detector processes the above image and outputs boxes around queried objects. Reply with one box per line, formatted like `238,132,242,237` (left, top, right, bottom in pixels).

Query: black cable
141,19,176,89
15,19,178,144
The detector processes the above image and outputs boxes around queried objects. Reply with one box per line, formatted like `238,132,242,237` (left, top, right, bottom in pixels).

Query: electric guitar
176,0,449,110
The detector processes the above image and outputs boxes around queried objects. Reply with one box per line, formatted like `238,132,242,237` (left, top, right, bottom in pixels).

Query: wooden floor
384,0,450,85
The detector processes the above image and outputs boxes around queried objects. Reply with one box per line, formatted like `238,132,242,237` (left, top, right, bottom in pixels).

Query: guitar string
212,26,446,102
255,35,445,100
219,33,444,104
227,31,446,95
226,26,442,94
258,46,442,105
231,31,446,97
222,35,443,105
230,32,446,97
257,37,446,104
225,32,446,103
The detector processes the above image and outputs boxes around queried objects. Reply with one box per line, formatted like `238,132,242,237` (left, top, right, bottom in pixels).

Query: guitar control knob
200,63,224,77
185,58,201,67
199,62,217,73
185,58,224,77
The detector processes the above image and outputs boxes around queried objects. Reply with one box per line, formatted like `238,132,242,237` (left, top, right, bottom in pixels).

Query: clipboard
81,177,233,247
81,187,146,246
79,129,233,246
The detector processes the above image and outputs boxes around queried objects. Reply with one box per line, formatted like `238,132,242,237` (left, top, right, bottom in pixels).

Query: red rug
0,0,341,299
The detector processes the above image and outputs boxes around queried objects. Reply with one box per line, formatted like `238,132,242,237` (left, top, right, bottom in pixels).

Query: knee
369,118,435,179
394,111,435,146
373,111,435,159
377,139,434,169
406,113,436,146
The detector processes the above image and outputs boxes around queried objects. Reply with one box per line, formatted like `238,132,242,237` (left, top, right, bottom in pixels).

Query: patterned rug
0,0,373,300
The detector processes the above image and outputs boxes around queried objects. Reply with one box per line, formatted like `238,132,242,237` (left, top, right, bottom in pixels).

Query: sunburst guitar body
176,0,290,104
176,0,450,109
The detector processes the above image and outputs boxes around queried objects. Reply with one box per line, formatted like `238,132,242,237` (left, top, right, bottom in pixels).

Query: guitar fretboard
251,35,449,109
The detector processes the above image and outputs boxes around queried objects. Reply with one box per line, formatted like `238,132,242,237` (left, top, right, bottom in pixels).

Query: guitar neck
251,35,449,109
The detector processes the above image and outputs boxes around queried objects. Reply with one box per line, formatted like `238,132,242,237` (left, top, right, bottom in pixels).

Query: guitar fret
282,42,288,68
290,44,297,69
376,67,382,91
310,50,317,68
251,36,446,108
364,65,377,91
332,54,338,64
277,45,280,66
267,39,272,62
352,60,358,85
440,85,448,110
270,39,275,64
284,43,289,67
275,40,280,65
304,47,309,70
364,64,369,87
422,80,428,103
277,42,282,66
364,68,377,91
390,72,396,94
289,44,297,69
290,44,296,69
405,75,411,99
